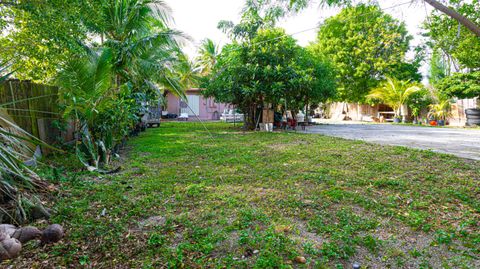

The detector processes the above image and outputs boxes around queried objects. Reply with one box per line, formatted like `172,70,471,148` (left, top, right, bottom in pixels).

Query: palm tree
99,0,186,96
367,77,422,122
57,48,115,169
196,38,219,76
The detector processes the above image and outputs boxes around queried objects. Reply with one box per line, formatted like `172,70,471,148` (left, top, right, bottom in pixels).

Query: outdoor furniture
178,113,189,121
378,111,395,122
221,109,244,123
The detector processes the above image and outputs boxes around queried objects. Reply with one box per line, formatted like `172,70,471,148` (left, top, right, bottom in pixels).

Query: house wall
165,89,230,120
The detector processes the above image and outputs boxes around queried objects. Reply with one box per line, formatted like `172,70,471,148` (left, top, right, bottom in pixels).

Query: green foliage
196,39,219,76
367,77,422,118
218,0,308,41
204,28,336,129
54,0,187,168
429,49,449,86
408,88,434,118
0,0,102,82
424,0,480,70
437,71,480,99
428,99,453,121
310,4,416,102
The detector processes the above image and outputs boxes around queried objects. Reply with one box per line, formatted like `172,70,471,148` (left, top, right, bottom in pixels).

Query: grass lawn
7,122,479,268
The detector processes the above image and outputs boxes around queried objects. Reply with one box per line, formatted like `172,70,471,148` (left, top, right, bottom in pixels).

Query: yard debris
0,233,21,261
294,256,307,264
139,216,166,228
0,223,63,261
41,224,64,244
274,225,292,234
12,226,42,244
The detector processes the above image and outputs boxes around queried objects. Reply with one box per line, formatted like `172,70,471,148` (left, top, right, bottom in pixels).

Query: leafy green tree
428,48,449,86
204,28,336,129
218,0,308,41
437,71,480,100
424,0,480,70
284,0,480,37
0,0,102,82
310,4,414,103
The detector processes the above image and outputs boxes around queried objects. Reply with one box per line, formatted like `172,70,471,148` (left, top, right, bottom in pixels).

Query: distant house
164,88,231,120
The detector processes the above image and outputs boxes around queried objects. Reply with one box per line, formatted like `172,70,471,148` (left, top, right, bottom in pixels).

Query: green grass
6,122,480,268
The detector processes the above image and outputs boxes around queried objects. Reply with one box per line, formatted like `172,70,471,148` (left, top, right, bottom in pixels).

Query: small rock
253,250,259,254
294,256,307,264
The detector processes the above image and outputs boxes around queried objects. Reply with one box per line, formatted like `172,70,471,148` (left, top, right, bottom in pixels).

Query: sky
165,0,433,79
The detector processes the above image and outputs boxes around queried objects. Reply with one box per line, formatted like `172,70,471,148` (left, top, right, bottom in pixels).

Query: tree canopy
204,28,336,129
424,0,480,71
310,4,417,103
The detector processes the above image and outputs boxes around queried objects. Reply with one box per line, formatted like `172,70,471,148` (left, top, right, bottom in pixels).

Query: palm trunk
424,0,480,37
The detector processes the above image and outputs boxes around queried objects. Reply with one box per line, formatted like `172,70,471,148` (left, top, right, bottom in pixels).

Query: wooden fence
0,80,69,145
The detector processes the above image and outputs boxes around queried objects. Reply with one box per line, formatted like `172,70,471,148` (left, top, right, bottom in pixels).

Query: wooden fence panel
0,80,63,145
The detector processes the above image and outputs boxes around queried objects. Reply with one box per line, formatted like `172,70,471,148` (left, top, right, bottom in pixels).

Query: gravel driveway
306,122,480,160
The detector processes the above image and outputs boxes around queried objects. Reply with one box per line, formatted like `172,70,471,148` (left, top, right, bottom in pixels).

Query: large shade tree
310,4,416,103
204,28,336,129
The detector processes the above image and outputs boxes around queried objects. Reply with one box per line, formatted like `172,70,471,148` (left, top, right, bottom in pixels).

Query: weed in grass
5,122,479,268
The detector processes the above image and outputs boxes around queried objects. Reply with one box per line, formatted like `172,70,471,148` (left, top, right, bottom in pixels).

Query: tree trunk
424,0,480,38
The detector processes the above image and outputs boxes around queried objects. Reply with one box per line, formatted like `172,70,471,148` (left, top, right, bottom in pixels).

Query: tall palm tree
100,0,186,97
196,38,219,76
367,77,422,121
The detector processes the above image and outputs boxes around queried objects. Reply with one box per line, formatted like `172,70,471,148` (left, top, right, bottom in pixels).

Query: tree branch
424,0,480,38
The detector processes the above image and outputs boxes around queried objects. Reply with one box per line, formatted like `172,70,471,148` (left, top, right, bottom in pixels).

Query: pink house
165,88,230,120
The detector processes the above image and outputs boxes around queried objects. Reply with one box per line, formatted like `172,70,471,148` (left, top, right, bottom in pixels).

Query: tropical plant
196,39,219,76
367,77,422,120
56,0,188,169
57,47,118,170
428,99,453,121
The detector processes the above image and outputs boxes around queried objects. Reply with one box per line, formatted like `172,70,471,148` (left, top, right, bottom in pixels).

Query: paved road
306,122,480,160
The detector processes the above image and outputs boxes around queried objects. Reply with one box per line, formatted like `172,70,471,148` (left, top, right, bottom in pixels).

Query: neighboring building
326,98,478,126
164,88,231,120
